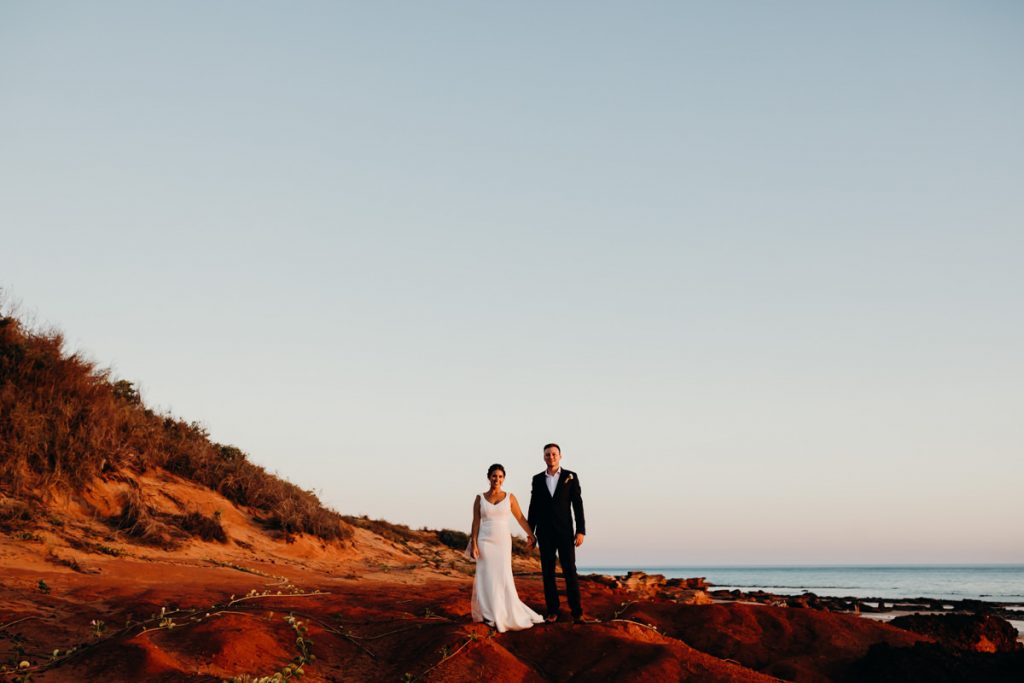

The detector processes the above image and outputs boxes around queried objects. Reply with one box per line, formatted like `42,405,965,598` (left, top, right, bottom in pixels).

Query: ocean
579,565,1024,603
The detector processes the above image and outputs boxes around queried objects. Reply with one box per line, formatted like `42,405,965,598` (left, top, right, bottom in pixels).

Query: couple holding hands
468,443,586,632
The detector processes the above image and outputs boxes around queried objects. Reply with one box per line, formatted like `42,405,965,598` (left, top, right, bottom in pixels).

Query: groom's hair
543,443,560,454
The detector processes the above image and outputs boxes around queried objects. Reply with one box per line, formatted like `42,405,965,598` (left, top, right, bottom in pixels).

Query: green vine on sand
607,618,659,632
4,583,330,679
230,613,314,683
404,632,478,682
612,600,636,619
206,558,275,578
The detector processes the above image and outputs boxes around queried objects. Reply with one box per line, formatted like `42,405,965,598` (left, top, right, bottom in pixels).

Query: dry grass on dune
350,519,534,558
0,303,351,543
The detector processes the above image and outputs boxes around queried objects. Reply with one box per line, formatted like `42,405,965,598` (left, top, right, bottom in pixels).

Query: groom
527,443,586,623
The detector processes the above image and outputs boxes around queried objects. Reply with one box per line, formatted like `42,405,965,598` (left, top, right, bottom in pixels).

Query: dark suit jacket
527,469,586,541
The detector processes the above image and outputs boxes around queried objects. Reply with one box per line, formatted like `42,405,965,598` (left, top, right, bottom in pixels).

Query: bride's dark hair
487,463,505,477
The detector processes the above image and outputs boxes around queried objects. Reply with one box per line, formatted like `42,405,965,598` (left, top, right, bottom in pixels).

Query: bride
469,464,544,632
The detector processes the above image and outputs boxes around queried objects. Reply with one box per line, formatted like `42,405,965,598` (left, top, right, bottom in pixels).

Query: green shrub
343,515,421,543
0,500,34,531
437,528,468,550
0,305,352,543
175,510,228,543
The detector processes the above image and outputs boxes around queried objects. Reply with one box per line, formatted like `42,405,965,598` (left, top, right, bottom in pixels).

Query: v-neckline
483,492,508,505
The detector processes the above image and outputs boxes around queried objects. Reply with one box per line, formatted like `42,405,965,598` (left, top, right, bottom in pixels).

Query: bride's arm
470,495,481,559
509,494,536,546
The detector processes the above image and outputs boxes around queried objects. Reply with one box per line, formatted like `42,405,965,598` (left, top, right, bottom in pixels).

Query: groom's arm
526,475,539,534
571,475,585,537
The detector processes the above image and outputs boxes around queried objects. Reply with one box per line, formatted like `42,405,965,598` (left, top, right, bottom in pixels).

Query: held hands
525,534,582,549
528,532,585,548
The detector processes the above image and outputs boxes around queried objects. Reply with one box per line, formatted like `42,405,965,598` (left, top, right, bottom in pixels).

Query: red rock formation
889,613,1021,653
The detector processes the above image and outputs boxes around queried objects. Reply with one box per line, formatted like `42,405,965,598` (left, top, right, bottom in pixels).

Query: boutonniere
564,473,574,484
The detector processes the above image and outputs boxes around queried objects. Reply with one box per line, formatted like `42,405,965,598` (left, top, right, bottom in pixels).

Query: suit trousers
539,533,582,618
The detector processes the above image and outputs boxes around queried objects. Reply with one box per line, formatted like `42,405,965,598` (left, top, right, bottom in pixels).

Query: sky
2,2,1022,565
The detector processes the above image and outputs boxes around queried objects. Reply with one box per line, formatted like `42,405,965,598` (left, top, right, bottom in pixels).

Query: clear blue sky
2,2,1022,564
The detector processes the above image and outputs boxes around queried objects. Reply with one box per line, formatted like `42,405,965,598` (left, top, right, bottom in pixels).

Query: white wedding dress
471,493,544,632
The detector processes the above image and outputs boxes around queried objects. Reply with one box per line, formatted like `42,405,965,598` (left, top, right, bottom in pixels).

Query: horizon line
579,563,1024,569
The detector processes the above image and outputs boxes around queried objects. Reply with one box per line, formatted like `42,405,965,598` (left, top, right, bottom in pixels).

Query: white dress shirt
545,468,561,496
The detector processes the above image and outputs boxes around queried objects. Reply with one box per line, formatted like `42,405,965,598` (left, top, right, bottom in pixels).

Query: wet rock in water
889,613,1021,653
787,592,824,610
819,597,861,613
831,598,853,612
859,600,885,613
665,576,708,590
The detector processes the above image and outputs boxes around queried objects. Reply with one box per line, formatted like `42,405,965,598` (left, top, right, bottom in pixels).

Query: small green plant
90,619,106,637
158,607,176,630
285,613,313,672
12,659,33,683
612,600,636,619
46,551,82,573
230,614,314,683
37,579,50,594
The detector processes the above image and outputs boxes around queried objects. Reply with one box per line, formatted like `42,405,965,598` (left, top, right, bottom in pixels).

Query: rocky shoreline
580,571,1024,652
582,570,1023,618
